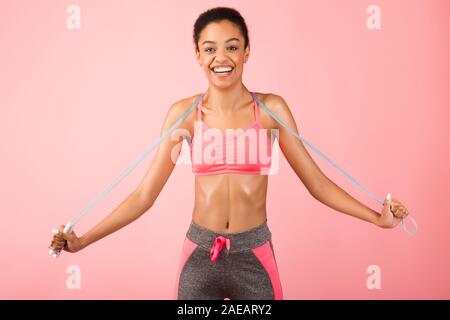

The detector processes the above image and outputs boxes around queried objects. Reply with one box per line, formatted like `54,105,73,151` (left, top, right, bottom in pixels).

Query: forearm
79,190,151,249
310,177,380,226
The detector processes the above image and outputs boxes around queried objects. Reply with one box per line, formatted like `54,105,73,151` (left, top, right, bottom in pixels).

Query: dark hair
193,7,250,52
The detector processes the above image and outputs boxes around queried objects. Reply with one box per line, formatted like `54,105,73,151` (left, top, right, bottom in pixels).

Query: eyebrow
201,38,240,45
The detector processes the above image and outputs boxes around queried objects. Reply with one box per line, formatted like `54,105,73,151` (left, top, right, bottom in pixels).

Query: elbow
309,185,322,201
134,189,155,211
308,175,328,201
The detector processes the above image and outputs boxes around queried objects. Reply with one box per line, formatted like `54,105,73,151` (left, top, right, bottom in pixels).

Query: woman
48,7,409,300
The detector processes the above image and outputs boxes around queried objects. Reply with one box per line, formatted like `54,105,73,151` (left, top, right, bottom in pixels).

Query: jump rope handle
48,222,74,259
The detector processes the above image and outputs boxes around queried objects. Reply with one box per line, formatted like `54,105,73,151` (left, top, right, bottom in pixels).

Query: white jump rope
50,93,417,258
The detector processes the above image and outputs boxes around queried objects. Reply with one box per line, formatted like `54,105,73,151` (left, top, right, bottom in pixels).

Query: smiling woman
193,8,251,89
49,5,412,301
171,7,285,300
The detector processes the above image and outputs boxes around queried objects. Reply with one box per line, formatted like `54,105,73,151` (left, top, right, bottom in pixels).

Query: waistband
186,219,272,253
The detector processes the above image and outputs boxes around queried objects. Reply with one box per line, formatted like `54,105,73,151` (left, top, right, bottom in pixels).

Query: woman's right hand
49,225,84,253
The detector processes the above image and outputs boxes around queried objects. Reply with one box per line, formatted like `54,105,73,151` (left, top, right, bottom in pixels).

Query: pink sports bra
190,92,272,175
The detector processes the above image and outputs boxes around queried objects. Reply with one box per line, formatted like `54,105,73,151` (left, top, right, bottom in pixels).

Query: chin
210,81,236,89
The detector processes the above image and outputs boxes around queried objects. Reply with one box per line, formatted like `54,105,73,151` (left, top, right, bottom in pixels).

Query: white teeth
213,66,233,73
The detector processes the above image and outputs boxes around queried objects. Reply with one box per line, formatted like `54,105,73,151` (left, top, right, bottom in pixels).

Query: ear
196,49,202,66
244,46,250,63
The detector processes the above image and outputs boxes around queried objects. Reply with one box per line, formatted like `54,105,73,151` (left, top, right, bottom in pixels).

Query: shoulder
163,94,202,133
253,92,292,127
167,93,201,116
254,92,290,112
164,93,203,124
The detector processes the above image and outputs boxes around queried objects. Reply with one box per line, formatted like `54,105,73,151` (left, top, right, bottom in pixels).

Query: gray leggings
173,220,283,300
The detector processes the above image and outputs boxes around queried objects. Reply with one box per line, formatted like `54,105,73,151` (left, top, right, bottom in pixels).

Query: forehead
199,20,242,43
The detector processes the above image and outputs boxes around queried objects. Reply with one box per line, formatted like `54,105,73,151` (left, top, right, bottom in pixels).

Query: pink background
1,0,449,299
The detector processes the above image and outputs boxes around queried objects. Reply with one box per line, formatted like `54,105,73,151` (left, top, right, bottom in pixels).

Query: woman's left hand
377,193,410,228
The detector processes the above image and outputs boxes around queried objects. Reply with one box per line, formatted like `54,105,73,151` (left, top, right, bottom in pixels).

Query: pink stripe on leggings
252,241,283,300
173,237,198,300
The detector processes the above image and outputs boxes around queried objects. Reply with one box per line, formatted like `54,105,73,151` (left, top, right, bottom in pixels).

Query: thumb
382,193,392,213
62,229,77,241
57,225,77,241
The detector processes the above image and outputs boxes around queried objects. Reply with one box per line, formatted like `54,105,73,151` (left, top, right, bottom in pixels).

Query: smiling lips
211,65,234,74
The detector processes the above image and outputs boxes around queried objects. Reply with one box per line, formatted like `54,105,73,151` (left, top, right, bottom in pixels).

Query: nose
213,48,232,62
213,56,230,65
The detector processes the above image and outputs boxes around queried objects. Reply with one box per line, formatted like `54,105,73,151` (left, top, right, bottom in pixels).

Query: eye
204,46,238,53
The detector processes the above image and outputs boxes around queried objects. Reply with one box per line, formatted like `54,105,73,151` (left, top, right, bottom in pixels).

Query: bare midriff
192,173,269,233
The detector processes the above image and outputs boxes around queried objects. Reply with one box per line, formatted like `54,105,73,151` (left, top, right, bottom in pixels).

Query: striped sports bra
190,92,272,175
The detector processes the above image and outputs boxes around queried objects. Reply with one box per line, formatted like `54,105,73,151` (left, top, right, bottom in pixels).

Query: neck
203,83,250,115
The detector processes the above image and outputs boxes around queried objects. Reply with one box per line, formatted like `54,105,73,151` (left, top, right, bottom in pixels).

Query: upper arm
134,98,193,206
267,94,327,194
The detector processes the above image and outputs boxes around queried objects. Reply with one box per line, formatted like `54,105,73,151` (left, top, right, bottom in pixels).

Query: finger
49,239,62,249
393,207,403,218
398,207,407,217
383,193,394,217
390,200,400,212
49,243,64,250
391,198,407,214
401,208,409,219
51,240,66,246
384,193,392,206
49,242,64,250
391,197,405,209
53,233,64,240
52,239,66,246
57,225,74,241
396,208,408,219
391,203,405,216
50,244,65,251
51,237,66,244
60,230,75,241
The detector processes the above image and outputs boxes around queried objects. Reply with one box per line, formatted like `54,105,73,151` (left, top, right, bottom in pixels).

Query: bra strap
251,92,261,124
197,94,204,121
